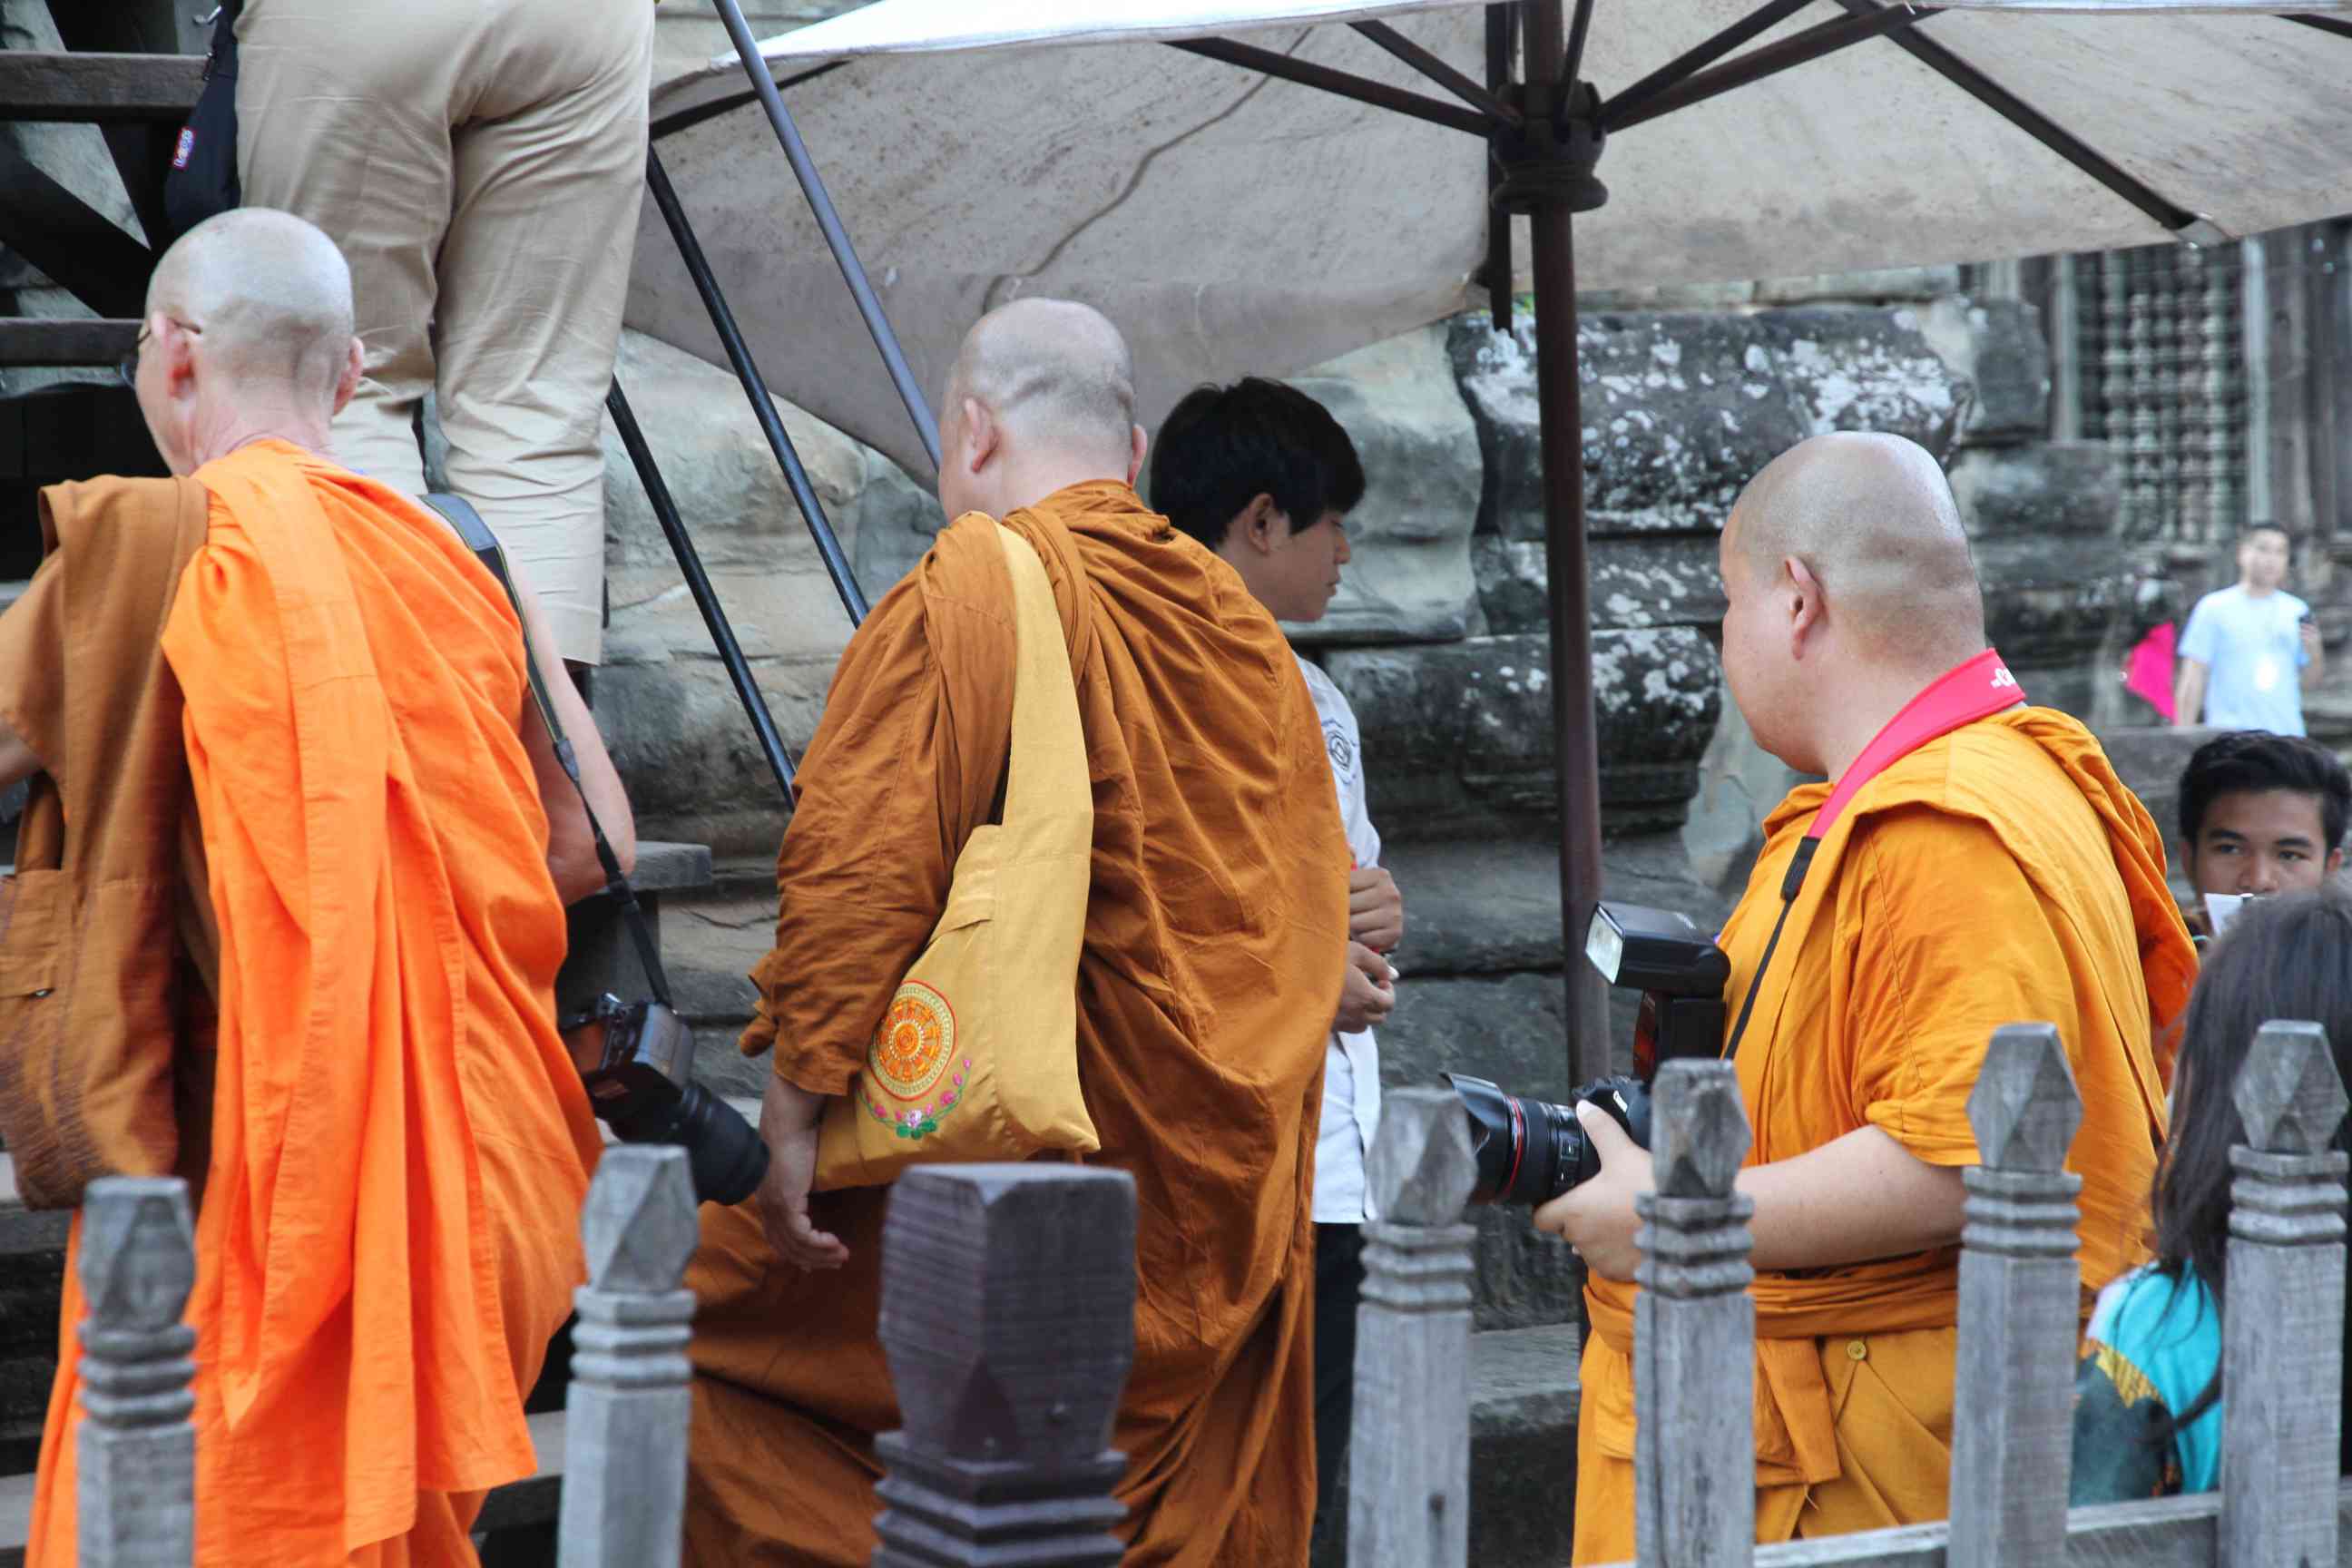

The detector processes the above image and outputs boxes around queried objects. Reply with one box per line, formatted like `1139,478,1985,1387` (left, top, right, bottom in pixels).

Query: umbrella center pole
1490,23,1616,1090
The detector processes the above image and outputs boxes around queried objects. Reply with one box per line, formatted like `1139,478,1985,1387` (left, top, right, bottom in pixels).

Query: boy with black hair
2177,730,2351,937
1151,376,1399,1552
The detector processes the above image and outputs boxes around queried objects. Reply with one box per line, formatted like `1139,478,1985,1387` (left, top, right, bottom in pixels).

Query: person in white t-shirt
1149,377,1399,1553
2174,522,2325,736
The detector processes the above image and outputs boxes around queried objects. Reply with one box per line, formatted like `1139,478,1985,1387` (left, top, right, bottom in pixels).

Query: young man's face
2190,788,2342,901
2239,529,2290,592
1254,507,1353,624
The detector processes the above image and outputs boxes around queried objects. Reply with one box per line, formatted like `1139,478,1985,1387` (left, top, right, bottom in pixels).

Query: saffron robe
1574,707,2195,1564
22,440,602,1565
682,481,1349,1566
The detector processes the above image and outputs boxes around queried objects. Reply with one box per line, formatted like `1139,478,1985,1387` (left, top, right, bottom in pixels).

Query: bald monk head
129,208,366,476
1719,432,1989,779
936,298,1148,522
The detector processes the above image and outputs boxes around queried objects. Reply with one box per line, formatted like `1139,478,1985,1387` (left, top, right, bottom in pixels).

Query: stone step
1467,1321,1583,1568
0,53,199,123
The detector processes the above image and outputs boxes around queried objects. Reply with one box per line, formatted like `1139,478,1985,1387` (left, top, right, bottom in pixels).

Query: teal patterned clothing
2070,1263,2223,1504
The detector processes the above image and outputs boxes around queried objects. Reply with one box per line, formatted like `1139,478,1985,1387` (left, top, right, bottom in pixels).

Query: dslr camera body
564,993,769,1206
1446,899,1731,1207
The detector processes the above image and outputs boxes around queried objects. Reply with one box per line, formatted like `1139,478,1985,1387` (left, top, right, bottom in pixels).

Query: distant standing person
2174,523,2324,735
234,0,656,667
1150,376,1400,1553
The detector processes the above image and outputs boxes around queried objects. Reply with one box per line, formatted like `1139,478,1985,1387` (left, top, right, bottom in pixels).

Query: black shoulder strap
418,493,671,1007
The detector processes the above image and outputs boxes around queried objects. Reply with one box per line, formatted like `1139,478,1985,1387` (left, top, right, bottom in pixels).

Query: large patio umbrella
628,0,2352,1082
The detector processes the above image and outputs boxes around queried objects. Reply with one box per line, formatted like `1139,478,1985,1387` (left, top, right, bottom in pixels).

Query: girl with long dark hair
2072,887,2352,1500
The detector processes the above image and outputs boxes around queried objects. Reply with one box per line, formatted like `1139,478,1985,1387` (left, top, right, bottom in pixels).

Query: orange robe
24,440,602,1566
1574,707,2194,1564
682,482,1349,1566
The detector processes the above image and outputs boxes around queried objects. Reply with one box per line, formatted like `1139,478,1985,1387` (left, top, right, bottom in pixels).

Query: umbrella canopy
624,0,2352,1081
632,0,2352,478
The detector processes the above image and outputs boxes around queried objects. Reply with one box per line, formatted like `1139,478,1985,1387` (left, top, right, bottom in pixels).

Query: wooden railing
60,1018,2352,1566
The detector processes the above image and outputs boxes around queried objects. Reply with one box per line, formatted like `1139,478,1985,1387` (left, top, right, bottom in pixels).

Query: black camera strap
1723,651,2027,1062
419,493,673,1010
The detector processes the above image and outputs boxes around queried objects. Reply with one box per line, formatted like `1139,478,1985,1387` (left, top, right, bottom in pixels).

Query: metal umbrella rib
1829,0,2204,235
1603,5,1945,133
1168,34,1499,133
1596,0,1813,128
1351,18,1525,122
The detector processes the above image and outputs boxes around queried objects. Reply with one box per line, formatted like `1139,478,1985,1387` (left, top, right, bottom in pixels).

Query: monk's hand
1530,1102,1653,1281
1348,865,1404,955
756,1075,850,1271
1333,940,1396,1034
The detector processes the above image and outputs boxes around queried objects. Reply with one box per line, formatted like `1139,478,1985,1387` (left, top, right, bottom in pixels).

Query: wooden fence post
873,1165,1137,1567
76,1175,197,1568
1348,1086,1476,1568
2221,1019,2349,1568
1633,1059,1754,1568
558,1145,699,1568
1946,1022,2084,1568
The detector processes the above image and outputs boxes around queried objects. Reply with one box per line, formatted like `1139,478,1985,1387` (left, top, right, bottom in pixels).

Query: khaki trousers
236,0,655,663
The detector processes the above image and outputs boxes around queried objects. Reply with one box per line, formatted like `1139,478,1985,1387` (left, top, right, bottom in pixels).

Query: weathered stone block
1279,325,1482,646
1475,536,1728,639
1451,305,1971,551
1382,833,1736,983
1918,298,2052,444
1752,266,1965,305
1973,536,2135,667
1752,307,1970,453
1326,630,1720,838
1949,441,2121,539
593,331,935,855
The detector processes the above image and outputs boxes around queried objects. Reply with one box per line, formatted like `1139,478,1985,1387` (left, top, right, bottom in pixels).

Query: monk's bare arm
2173,657,2207,728
1736,1127,1965,1271
513,580,637,902
1534,1112,1964,1279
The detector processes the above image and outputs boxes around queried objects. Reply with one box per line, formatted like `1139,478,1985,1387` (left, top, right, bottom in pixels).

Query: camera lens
607,1083,770,1207
1445,1073,1653,1206
669,1084,771,1207
1446,1073,1589,1206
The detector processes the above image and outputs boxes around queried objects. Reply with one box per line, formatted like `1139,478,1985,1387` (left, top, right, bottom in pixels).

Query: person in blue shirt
2174,523,2324,735
2071,887,2352,1501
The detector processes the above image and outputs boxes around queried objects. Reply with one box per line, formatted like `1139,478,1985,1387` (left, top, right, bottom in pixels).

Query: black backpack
162,1,246,243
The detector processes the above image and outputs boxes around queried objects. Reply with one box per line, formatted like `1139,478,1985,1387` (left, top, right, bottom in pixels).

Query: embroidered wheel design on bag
861,981,971,1141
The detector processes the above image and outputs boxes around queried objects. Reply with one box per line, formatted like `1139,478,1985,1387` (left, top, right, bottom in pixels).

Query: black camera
565,994,769,1206
1587,900,1731,1076
1446,1072,1652,1206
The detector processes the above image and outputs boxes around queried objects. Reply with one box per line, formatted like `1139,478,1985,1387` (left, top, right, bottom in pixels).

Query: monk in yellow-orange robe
1550,433,2198,1564
1573,709,2194,1562
683,475,1349,1566
15,436,602,1565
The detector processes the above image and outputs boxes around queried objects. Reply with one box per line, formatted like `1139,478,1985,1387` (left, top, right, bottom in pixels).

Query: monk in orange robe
1537,433,2196,1563
3,209,635,1565
681,299,1349,1565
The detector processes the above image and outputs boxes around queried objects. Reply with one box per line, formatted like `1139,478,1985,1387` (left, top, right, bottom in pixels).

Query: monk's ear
2330,847,2345,877
158,312,200,395
1783,555,1824,654
330,336,365,418
1126,423,1147,488
961,397,999,472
